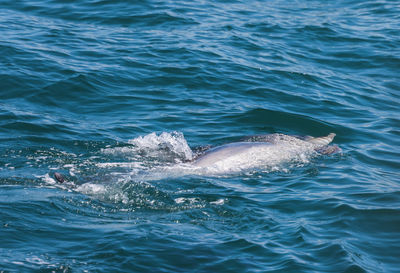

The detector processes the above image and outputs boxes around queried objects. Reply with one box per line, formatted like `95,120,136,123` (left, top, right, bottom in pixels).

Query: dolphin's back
193,142,271,167
192,133,337,168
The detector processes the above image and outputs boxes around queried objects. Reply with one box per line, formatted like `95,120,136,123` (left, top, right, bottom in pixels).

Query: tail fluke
306,133,336,146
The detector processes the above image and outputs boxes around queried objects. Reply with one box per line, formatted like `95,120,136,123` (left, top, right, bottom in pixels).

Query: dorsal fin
306,133,336,146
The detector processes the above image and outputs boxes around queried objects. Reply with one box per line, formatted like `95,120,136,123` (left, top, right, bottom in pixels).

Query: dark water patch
231,108,340,136
4,1,198,28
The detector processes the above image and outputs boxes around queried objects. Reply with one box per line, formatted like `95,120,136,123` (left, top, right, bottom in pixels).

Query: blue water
1,0,400,272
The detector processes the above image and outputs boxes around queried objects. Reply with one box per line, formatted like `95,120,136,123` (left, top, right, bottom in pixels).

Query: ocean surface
1,0,399,272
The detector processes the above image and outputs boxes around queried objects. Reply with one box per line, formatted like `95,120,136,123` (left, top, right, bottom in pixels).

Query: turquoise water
1,0,400,272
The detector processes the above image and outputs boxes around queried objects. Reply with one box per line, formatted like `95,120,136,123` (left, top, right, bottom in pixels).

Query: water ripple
1,0,400,272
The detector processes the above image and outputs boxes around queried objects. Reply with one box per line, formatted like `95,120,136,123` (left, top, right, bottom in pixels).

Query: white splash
129,131,193,160
102,131,193,162
210,199,225,205
41,173,56,185
76,183,107,195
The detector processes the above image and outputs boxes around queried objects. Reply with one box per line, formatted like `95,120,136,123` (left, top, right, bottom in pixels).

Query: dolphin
192,133,339,168
53,133,339,182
